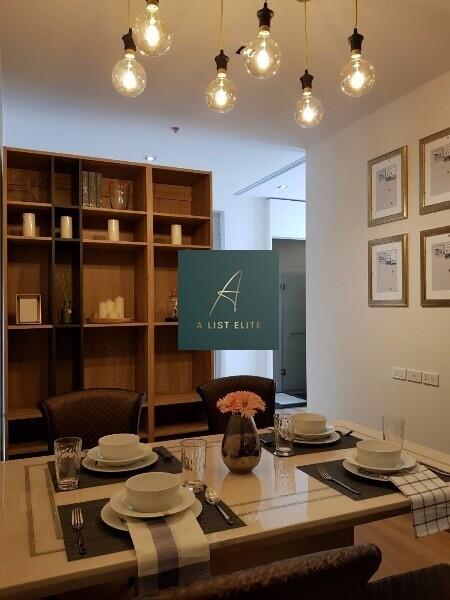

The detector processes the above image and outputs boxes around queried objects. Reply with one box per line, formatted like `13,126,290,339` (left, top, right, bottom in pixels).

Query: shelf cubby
53,157,80,207
6,150,52,205
54,242,81,325
55,328,82,395
82,210,146,243
152,168,211,217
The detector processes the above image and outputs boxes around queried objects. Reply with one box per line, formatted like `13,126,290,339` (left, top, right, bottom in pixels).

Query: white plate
82,451,158,473
101,498,203,532
295,425,335,440
110,486,196,519
294,431,341,445
346,449,417,473
87,444,154,467
342,460,393,483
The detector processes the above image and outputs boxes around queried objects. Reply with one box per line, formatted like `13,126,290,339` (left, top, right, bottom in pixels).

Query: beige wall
307,71,450,453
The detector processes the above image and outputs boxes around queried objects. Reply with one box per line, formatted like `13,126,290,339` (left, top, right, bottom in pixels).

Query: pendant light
112,2,147,97
340,0,375,96
294,0,323,128
134,0,173,57
242,2,281,79
205,0,237,113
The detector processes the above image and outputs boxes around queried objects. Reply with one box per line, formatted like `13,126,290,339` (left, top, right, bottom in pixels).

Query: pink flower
217,391,266,418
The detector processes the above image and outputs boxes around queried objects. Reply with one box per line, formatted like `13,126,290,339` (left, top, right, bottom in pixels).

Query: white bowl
125,472,181,512
98,433,140,461
294,413,327,435
356,439,402,469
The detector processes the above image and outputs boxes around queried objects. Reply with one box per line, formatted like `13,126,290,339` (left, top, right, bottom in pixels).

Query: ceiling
1,0,450,196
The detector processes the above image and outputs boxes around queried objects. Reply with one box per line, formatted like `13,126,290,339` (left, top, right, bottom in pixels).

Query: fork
71,507,87,555
317,464,362,495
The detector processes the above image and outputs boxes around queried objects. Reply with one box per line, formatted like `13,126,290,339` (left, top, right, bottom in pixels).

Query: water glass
181,438,207,493
54,437,82,490
382,415,405,448
274,412,295,457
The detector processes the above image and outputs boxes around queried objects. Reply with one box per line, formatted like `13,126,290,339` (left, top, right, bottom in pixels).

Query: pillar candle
60,216,73,239
105,299,115,316
22,213,36,237
108,219,120,242
98,301,107,319
114,296,125,319
171,224,182,245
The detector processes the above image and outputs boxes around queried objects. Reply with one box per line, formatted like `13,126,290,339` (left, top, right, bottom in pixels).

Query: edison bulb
340,52,375,97
134,2,173,57
244,30,281,79
205,72,237,113
294,91,323,128
112,51,147,97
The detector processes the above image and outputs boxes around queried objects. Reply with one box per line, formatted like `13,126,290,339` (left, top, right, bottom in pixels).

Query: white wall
269,199,306,241
307,71,450,453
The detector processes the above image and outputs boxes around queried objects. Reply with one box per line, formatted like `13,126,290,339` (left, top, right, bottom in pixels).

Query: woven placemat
297,459,450,501
58,492,246,561
48,447,181,492
261,433,360,457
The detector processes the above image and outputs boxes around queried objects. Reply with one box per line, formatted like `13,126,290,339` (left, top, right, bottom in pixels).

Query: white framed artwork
368,146,408,227
368,234,408,307
420,128,450,214
421,226,450,306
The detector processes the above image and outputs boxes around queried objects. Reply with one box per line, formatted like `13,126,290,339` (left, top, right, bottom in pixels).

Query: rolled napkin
126,507,210,596
390,464,450,538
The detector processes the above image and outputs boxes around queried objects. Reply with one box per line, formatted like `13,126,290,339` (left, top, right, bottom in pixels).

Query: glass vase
109,182,129,210
221,414,261,474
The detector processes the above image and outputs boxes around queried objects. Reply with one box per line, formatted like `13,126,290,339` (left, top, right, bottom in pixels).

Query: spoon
205,488,234,526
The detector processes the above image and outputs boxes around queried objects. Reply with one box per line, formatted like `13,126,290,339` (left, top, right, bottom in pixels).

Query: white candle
60,216,73,239
108,219,120,242
22,213,36,237
171,224,182,245
107,309,118,319
105,299,115,316
114,296,125,319
98,301,107,319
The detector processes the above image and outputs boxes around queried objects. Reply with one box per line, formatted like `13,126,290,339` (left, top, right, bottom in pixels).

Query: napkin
390,465,450,538
126,508,210,596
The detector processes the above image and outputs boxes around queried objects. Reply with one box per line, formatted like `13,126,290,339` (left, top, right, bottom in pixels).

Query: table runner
261,433,360,457
58,492,246,562
48,446,181,492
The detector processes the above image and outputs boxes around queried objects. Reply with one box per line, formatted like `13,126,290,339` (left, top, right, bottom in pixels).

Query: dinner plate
342,460,393,483
109,486,196,519
101,498,203,532
294,431,341,446
82,451,158,473
345,449,416,473
295,425,335,440
87,444,154,467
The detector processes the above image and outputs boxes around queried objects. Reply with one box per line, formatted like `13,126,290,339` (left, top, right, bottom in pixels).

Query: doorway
273,238,307,408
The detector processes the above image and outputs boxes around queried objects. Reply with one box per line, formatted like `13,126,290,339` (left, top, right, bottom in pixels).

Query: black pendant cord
304,0,308,71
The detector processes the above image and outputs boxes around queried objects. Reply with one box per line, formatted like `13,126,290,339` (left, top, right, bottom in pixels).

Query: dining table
1,419,449,599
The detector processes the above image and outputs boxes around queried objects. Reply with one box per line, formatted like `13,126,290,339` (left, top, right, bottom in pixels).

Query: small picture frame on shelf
420,226,450,307
16,294,42,324
368,146,408,227
419,127,450,214
368,234,408,307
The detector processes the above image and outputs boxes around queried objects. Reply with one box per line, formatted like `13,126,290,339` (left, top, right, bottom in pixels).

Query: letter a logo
209,270,243,317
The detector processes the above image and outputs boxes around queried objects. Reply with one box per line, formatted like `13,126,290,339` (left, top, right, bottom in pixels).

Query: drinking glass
54,437,82,490
382,415,405,448
181,438,207,493
274,412,295,457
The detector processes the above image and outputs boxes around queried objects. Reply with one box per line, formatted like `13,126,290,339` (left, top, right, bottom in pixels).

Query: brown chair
197,375,276,434
38,388,145,451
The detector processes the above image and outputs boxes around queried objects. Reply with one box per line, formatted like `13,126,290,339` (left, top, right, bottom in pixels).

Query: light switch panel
407,369,422,383
392,367,406,380
422,372,439,387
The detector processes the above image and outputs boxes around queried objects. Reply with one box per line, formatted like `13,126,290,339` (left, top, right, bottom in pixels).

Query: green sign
178,250,279,350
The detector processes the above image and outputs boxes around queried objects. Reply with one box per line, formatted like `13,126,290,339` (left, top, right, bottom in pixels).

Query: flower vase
221,414,261,474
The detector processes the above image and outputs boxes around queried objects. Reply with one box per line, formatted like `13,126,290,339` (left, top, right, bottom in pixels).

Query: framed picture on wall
368,234,408,307
368,146,408,227
420,226,450,307
419,127,450,214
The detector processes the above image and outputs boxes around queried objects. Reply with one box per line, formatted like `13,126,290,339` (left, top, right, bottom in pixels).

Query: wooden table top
1,420,449,599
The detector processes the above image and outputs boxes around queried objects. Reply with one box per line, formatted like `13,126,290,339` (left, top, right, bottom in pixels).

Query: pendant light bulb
134,0,173,57
112,29,147,97
206,51,237,113
243,3,281,79
294,70,323,129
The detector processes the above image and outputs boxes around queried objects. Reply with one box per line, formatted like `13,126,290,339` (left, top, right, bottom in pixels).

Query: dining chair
196,375,276,434
38,388,145,452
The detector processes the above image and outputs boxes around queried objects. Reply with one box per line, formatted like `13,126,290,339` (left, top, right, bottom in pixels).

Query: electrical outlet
423,372,439,387
407,369,422,383
392,367,406,380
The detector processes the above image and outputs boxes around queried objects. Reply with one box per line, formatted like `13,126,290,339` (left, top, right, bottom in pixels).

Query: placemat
260,433,360,457
297,459,450,501
48,447,181,492
58,492,246,561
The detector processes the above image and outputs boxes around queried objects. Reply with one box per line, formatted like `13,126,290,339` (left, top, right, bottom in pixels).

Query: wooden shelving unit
2,148,213,457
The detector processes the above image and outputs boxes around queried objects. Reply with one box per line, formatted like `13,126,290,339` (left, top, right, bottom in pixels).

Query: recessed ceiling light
145,155,156,162
278,184,288,190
